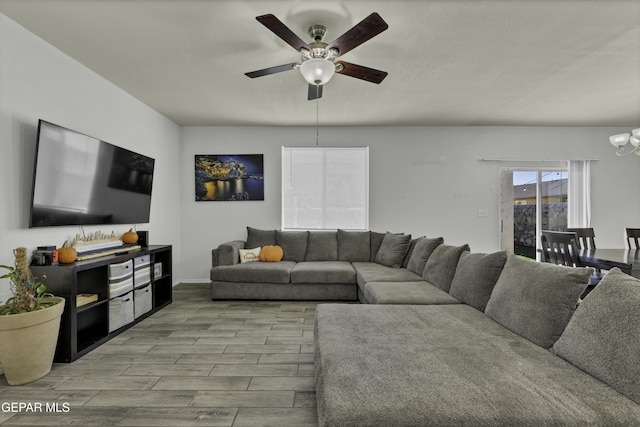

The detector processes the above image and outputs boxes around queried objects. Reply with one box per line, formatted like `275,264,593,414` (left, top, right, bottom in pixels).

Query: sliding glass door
500,167,568,260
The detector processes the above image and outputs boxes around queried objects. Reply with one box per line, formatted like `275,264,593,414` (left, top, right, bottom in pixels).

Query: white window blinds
282,147,369,230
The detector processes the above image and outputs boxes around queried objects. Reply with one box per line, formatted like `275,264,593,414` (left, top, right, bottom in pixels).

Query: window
282,147,369,230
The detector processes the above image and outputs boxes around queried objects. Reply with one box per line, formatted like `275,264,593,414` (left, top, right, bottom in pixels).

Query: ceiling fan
245,12,389,100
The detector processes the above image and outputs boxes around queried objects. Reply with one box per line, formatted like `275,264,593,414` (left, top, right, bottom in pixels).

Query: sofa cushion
305,232,338,261
211,261,296,284
352,262,423,291
238,247,261,263
337,230,371,262
485,255,592,349
423,243,470,292
291,261,356,284
314,304,640,427
369,231,386,262
402,238,420,268
364,281,461,305
406,237,444,276
275,230,309,262
553,268,640,404
246,227,276,248
448,250,508,312
374,233,412,268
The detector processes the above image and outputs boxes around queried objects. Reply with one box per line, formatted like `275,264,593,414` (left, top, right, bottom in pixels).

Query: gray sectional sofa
211,227,470,303
211,226,640,425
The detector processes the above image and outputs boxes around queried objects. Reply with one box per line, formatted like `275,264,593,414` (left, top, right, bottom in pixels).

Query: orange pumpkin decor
58,241,77,264
259,245,284,262
122,228,139,244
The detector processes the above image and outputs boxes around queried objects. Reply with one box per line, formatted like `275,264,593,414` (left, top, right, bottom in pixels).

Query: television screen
29,120,155,227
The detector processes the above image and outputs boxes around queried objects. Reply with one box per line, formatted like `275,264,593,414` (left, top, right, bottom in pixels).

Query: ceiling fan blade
256,14,310,52
336,61,388,84
245,63,298,78
326,12,388,57
307,84,323,100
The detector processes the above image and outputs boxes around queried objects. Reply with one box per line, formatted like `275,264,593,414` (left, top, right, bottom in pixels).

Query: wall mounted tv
29,120,155,228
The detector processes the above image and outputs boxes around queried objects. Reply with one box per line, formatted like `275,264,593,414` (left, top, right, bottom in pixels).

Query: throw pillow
374,233,412,268
553,268,640,404
275,230,309,262
246,227,276,248
448,251,508,312
406,237,444,276
259,245,283,262
337,230,371,262
402,237,422,268
485,255,592,349
370,231,387,261
238,247,261,263
305,231,338,261
423,243,470,292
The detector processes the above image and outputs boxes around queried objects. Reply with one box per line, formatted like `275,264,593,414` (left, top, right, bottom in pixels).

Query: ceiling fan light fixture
300,59,335,85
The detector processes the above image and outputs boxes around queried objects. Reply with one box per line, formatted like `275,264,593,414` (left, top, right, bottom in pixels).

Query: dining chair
540,231,582,267
567,228,597,250
541,230,601,294
567,227,608,274
626,228,640,249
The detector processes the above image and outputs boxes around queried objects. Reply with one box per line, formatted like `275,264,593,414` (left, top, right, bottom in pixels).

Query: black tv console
31,245,172,363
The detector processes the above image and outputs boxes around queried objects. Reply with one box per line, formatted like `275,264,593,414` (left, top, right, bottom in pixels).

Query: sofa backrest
306,231,339,261
337,230,371,262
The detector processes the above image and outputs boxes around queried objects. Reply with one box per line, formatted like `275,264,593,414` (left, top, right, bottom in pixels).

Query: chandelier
609,129,640,156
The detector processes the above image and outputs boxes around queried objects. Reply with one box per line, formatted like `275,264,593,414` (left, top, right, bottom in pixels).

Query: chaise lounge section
314,260,640,426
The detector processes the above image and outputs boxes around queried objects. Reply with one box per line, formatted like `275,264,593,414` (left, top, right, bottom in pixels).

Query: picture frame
195,154,264,201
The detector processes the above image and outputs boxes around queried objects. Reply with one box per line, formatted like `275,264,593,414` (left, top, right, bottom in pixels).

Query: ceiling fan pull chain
316,86,320,146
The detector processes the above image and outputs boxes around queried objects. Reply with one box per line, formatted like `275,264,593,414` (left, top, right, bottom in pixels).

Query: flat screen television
29,120,155,228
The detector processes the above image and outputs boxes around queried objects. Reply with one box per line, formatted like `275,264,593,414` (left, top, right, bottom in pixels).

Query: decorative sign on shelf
71,231,122,254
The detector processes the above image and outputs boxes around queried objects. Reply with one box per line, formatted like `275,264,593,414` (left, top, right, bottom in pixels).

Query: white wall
181,125,640,281
0,15,182,302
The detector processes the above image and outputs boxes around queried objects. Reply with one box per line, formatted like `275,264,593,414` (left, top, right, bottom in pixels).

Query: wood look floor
0,283,320,426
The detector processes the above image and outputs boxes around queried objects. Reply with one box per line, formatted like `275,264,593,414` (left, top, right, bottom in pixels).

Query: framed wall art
195,154,264,201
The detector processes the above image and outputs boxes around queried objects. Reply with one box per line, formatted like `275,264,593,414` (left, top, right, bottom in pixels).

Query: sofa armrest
211,248,219,268
215,240,246,266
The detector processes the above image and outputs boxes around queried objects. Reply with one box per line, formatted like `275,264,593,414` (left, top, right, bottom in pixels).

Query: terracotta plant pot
0,297,65,385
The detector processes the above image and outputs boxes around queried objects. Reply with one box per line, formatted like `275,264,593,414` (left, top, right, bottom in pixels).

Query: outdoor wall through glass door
499,167,568,260
282,147,369,230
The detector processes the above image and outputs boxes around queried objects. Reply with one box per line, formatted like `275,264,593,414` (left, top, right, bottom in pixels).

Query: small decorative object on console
72,231,122,254
122,229,139,244
57,241,77,264
70,231,142,261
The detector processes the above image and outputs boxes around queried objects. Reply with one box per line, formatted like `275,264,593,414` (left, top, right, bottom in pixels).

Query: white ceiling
1,0,639,127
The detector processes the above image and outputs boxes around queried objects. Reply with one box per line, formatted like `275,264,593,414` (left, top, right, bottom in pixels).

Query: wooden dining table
579,248,640,279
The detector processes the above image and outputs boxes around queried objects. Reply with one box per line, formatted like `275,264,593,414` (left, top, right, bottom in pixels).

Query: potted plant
0,247,65,385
